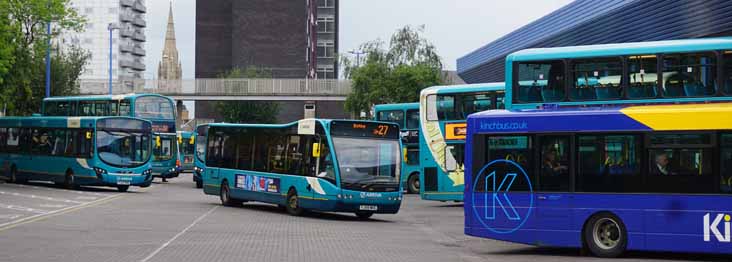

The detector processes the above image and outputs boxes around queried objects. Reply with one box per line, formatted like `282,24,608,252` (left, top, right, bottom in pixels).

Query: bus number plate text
359,205,378,211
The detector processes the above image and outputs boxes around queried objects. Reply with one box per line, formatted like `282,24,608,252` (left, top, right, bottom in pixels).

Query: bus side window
539,136,570,192
721,134,732,193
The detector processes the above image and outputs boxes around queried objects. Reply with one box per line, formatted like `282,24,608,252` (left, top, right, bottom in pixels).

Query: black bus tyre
220,181,241,207
64,171,77,190
285,190,304,216
195,180,203,189
117,185,129,192
407,173,420,194
355,212,374,220
583,212,627,258
8,166,17,183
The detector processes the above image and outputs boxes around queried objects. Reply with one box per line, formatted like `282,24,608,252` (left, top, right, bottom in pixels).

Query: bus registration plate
359,205,378,211
117,178,131,185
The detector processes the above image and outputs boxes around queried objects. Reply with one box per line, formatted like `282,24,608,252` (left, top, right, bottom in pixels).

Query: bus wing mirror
85,131,92,140
312,143,321,158
403,148,408,163
189,136,195,144
155,136,161,148
177,136,182,144
445,145,457,172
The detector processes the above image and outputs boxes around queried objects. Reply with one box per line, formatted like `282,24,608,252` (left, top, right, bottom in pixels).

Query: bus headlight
93,167,107,175
143,169,152,176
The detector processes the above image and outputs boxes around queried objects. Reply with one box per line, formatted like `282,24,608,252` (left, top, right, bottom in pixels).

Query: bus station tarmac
0,173,728,262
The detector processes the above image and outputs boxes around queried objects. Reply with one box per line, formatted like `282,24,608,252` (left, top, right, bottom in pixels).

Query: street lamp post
45,22,51,98
348,50,367,67
107,23,120,95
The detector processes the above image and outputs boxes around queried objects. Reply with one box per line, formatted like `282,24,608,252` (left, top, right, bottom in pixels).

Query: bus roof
506,37,732,62
420,82,505,96
177,131,194,137
467,103,732,134
374,102,419,111
209,119,395,128
42,93,172,102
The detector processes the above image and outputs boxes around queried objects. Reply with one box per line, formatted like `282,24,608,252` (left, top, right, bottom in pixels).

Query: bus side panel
202,167,220,196
642,195,732,254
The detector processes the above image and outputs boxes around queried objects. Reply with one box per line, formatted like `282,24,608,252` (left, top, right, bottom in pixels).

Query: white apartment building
63,0,146,84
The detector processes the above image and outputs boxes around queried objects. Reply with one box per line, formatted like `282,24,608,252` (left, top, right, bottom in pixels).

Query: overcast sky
144,0,572,79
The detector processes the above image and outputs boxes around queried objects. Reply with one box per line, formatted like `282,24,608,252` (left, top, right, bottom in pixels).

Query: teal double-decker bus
419,83,505,201
202,119,403,219
0,116,153,192
192,124,208,188
374,103,421,193
177,131,195,172
505,37,732,110
42,93,181,181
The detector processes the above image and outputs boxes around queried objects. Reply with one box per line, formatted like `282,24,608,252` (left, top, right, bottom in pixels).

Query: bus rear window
516,61,565,103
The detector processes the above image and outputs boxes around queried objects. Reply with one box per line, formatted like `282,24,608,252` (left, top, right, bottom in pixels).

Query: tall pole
348,50,367,67
45,22,51,97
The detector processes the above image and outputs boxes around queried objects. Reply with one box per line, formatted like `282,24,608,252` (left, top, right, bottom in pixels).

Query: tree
214,66,281,124
343,25,443,117
0,0,86,115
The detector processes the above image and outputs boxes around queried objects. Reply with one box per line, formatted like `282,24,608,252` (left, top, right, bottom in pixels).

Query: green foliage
0,0,87,115
214,66,281,124
343,25,443,117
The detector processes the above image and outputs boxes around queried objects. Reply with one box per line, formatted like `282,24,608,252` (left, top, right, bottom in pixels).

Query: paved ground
0,173,729,262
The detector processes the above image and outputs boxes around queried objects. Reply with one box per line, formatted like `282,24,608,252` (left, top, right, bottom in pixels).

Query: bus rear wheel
407,173,420,194
583,212,627,258
285,190,304,216
117,185,129,192
220,181,241,207
355,212,373,220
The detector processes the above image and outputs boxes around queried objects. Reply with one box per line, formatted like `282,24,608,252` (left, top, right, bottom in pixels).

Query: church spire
158,1,182,81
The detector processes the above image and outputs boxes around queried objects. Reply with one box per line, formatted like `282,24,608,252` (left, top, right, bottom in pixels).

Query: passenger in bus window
542,149,567,176
651,152,676,176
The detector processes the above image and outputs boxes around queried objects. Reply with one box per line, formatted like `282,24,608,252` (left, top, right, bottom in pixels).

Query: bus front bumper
76,172,153,187
152,166,179,178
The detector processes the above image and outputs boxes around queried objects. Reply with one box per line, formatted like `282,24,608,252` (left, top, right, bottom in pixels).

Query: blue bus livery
464,103,732,257
419,83,505,201
192,124,208,189
506,37,732,110
178,131,195,172
374,102,421,193
42,93,181,181
202,119,403,219
0,116,153,192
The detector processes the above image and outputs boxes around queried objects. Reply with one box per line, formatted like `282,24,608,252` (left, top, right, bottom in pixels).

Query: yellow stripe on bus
621,103,732,131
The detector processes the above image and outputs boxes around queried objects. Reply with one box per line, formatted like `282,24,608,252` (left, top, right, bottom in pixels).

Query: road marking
0,193,124,232
75,196,98,201
3,183,108,196
0,191,86,204
0,203,49,214
0,214,22,220
39,204,68,208
140,206,219,262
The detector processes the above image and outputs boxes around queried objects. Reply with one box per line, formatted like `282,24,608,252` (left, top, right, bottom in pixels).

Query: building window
317,17,335,33
318,0,334,8
317,42,335,58
316,66,335,79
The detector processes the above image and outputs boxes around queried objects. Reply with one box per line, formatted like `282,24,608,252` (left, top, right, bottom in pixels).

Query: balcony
120,28,133,37
119,44,133,53
133,16,146,27
120,12,134,22
132,46,145,56
120,0,134,7
133,0,146,13
132,30,146,41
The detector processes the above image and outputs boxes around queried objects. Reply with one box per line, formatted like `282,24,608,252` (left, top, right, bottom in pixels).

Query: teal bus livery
0,116,153,192
374,102,421,193
192,124,208,188
202,119,403,219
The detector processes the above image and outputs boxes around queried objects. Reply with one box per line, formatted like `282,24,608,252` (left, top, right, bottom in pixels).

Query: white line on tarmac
0,193,123,230
139,206,219,262
3,183,108,196
0,203,49,214
0,191,85,204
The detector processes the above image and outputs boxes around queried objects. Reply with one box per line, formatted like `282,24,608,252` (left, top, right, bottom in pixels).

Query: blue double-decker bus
192,124,208,188
42,94,181,181
0,116,153,192
464,103,732,257
177,131,195,172
374,103,421,193
505,37,732,110
418,83,505,201
202,119,403,219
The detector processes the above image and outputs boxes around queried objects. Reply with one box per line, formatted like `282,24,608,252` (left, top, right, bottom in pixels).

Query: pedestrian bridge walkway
79,78,352,101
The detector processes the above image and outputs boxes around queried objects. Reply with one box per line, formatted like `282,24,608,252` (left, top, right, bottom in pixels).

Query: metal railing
78,78,353,97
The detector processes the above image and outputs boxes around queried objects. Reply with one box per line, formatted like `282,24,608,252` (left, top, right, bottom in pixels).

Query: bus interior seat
725,79,732,94
541,87,564,102
595,84,621,100
571,85,597,100
683,81,707,97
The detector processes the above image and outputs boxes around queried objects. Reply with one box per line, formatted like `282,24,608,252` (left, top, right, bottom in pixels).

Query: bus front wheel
117,185,129,192
407,173,420,194
220,181,241,207
8,166,17,183
583,212,627,258
195,180,203,189
64,171,78,190
355,212,373,220
285,190,304,216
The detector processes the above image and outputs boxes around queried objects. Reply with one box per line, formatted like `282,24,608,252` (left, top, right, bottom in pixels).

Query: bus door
535,135,573,232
